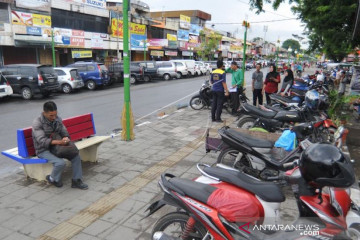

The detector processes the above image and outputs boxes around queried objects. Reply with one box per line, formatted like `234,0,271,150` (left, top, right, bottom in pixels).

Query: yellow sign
167,34,177,41
180,15,191,29
72,50,92,58
111,19,146,38
230,45,243,52
33,14,51,27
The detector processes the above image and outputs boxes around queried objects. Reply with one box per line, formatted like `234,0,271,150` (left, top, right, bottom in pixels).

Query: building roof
150,10,211,21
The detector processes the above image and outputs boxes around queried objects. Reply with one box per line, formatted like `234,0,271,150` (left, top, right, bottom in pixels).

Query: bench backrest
17,113,96,158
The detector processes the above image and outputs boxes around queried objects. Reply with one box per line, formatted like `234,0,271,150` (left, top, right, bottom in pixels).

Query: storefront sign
182,51,193,57
91,38,104,49
32,14,51,27
230,43,243,52
72,50,92,58
165,51,177,56
189,24,201,36
189,35,199,44
70,37,85,47
26,26,42,36
167,34,177,41
111,19,146,38
131,34,147,50
16,0,51,12
180,15,191,29
150,50,164,57
177,29,189,41
148,39,168,47
54,28,85,48
66,0,106,9
11,11,51,28
168,41,178,49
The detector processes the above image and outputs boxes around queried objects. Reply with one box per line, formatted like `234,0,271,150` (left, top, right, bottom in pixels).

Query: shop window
0,3,9,23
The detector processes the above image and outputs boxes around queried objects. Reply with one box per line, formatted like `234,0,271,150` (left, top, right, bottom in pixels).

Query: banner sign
148,39,168,47
189,35,199,44
168,41,178,49
16,0,51,12
131,34,147,50
177,29,189,41
72,50,92,58
66,0,106,9
11,11,51,27
180,15,191,29
167,34,177,41
189,24,201,36
165,51,177,56
26,26,42,35
54,28,85,48
182,51,193,57
150,50,164,57
91,38,104,49
111,19,146,38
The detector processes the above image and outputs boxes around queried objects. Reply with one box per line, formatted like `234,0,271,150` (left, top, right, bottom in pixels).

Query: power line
207,18,298,25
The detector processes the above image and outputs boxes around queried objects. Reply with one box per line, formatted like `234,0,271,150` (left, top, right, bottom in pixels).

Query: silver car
54,67,84,93
195,61,208,75
170,60,189,79
155,61,177,80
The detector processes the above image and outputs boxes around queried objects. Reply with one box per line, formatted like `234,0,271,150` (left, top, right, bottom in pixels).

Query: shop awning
15,40,52,48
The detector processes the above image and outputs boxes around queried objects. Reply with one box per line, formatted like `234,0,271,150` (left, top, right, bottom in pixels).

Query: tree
248,0,359,62
282,39,301,52
197,30,222,61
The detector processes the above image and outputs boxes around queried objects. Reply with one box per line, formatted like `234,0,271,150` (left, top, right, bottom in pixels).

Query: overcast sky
146,0,308,47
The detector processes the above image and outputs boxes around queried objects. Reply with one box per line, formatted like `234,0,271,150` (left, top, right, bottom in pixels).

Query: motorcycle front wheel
152,212,207,240
237,117,256,129
189,96,205,110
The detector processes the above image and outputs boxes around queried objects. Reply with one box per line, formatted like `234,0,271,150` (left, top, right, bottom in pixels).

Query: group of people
210,59,295,122
334,67,351,95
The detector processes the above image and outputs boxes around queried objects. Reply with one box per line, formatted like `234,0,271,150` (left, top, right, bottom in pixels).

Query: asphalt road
0,69,256,177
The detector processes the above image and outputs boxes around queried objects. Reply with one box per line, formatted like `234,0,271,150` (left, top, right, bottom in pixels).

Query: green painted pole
123,0,131,140
241,21,248,86
144,41,146,61
51,30,56,67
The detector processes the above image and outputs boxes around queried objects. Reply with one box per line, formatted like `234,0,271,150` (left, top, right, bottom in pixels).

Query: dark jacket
32,114,69,155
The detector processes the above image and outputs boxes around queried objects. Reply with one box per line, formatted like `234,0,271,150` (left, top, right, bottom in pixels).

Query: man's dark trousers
253,89,263,106
211,91,225,121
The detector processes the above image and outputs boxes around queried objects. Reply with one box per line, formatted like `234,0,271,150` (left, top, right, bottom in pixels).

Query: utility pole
241,20,249,86
121,0,134,141
51,30,56,67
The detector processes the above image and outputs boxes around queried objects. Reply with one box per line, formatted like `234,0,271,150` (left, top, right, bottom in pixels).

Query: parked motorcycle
147,144,359,240
189,80,248,113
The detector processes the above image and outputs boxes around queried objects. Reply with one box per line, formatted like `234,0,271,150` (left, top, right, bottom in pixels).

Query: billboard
16,0,51,12
54,28,85,48
167,34,177,41
111,19,146,38
180,15,191,29
177,29,189,41
65,0,106,9
72,50,92,58
148,39,168,47
189,24,202,36
189,35,199,44
11,11,51,27
130,34,147,51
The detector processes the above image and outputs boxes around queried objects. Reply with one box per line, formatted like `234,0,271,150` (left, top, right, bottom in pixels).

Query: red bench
2,113,110,181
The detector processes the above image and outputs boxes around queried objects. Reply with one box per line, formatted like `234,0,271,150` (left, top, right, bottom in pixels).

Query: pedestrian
338,70,347,95
278,69,294,96
210,60,229,122
225,61,243,114
264,64,280,104
252,63,264,106
32,101,88,189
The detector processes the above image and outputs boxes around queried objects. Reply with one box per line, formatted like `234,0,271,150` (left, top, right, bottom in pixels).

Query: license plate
48,79,54,83
0,88,5,92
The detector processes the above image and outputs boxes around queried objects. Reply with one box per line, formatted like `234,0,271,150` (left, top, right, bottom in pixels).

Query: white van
169,60,189,79
182,60,196,76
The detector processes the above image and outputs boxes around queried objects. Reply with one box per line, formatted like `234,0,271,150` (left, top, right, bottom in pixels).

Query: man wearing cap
226,61,244,114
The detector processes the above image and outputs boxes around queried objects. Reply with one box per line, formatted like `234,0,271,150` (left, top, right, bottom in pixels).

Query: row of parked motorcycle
144,71,360,239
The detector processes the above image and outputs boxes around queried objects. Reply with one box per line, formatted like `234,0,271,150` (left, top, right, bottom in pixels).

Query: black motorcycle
189,80,248,113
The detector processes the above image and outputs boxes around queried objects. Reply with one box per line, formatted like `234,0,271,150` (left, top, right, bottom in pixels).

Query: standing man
226,61,244,114
211,60,229,122
252,63,264,106
32,101,88,189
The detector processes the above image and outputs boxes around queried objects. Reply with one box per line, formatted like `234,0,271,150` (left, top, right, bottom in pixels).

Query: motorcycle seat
203,166,285,202
242,103,277,118
270,94,299,104
225,129,274,148
168,177,217,204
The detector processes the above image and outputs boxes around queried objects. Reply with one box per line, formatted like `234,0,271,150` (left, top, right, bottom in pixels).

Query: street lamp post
287,47,292,66
242,20,250,86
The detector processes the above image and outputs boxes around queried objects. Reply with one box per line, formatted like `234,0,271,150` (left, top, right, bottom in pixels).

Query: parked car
54,67,84,93
0,64,59,100
170,60,189,79
0,71,13,99
136,61,159,82
182,60,196,76
108,62,145,84
155,61,177,80
195,61,208,75
204,63,212,74
194,63,202,76
67,61,110,90
206,61,218,70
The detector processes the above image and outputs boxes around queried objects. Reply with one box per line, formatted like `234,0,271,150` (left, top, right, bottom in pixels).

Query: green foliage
248,0,359,62
197,30,222,61
282,39,301,53
328,90,358,124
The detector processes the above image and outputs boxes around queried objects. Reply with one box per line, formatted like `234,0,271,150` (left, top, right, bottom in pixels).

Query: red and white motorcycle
146,162,360,239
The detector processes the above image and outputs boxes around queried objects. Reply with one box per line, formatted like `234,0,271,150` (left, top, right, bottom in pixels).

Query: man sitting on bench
32,101,88,190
